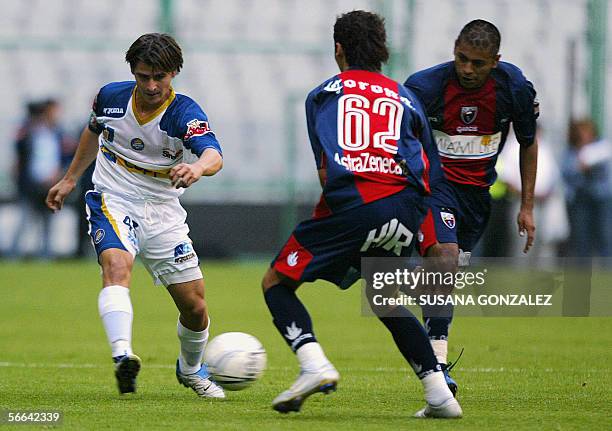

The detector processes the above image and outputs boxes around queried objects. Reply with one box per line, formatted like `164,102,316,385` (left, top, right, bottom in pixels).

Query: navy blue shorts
272,187,426,287
418,180,491,255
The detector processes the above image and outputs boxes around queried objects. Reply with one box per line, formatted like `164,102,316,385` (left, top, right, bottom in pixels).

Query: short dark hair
333,10,389,72
455,20,501,55
27,101,46,117
125,33,183,73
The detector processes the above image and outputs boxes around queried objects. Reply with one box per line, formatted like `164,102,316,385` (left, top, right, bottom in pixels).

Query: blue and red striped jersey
306,69,442,218
404,61,538,187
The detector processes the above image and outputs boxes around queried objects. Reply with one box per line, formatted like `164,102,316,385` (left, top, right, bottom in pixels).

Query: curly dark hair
333,10,389,72
455,19,501,55
125,33,183,73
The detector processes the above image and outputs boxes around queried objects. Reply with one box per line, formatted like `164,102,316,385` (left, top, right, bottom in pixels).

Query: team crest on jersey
184,119,211,140
440,211,456,229
94,229,105,244
130,138,145,151
460,106,478,125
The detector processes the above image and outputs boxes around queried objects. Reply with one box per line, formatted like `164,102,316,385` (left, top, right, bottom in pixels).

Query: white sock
98,285,133,358
431,339,448,364
177,318,209,375
421,371,454,406
296,342,332,373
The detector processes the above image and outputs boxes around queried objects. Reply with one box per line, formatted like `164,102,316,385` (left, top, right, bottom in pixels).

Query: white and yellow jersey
88,81,221,200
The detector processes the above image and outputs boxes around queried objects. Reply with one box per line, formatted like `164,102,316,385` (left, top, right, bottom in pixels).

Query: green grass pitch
1,260,611,430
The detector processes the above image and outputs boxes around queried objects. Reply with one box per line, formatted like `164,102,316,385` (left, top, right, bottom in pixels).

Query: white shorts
85,190,202,286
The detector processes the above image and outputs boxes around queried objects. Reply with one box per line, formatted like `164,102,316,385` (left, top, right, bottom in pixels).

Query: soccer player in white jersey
46,33,225,398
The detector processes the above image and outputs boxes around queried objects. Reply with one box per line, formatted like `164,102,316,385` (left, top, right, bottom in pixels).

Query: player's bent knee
261,267,300,292
167,274,208,331
426,242,459,272
183,300,207,327
261,268,281,291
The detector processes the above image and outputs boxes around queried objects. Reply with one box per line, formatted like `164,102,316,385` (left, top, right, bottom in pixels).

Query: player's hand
517,209,536,253
46,177,76,212
169,163,204,189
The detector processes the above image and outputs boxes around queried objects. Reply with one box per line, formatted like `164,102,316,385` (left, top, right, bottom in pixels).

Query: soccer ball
203,332,267,391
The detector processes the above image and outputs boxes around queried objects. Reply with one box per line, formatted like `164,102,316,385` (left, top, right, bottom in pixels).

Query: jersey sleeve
511,77,539,147
419,117,444,185
87,92,104,135
404,86,444,184
403,75,427,109
87,82,134,135
179,102,222,157
403,63,451,114
305,90,324,169
410,93,444,186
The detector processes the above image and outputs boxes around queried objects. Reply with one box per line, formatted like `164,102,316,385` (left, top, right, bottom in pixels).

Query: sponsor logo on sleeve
88,111,99,130
103,107,125,115
184,119,211,140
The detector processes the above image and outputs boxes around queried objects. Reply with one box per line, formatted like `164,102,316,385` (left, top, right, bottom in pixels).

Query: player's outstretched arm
517,138,538,253
169,148,223,189
46,126,99,212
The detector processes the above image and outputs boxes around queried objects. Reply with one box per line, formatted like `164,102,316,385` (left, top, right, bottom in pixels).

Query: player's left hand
169,163,204,189
517,209,536,253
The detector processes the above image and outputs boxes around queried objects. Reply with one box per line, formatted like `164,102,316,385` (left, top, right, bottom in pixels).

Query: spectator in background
561,118,612,258
10,98,71,258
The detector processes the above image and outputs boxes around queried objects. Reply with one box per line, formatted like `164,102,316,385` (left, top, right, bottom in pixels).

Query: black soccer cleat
113,354,141,394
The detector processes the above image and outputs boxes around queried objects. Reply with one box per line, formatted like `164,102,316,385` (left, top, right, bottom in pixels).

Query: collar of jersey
132,86,176,126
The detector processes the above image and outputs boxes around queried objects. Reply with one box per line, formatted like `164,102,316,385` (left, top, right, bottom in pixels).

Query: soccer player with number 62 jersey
261,10,462,419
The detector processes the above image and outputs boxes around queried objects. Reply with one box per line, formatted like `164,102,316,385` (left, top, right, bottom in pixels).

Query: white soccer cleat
272,365,340,413
176,361,226,399
413,397,463,419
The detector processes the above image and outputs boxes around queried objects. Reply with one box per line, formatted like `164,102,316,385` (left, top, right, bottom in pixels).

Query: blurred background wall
0,0,609,258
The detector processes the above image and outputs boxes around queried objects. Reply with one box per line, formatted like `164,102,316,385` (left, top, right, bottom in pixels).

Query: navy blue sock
378,306,439,378
264,284,316,352
422,305,454,341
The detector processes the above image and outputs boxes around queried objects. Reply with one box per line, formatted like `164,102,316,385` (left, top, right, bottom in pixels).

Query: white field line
0,362,601,373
